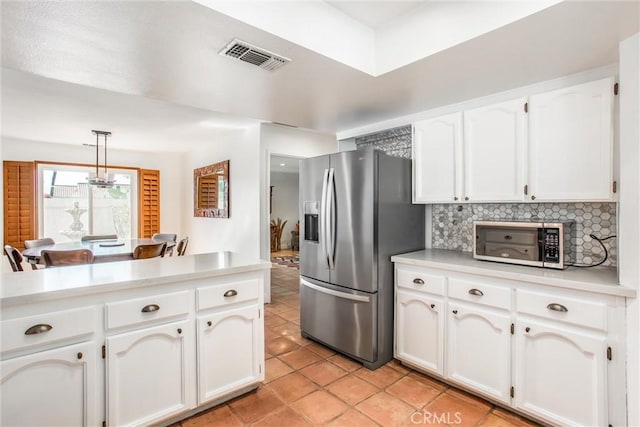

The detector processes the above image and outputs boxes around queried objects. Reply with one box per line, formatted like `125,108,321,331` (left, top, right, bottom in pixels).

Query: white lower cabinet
1,341,97,427
394,263,625,426
0,266,267,427
514,320,608,426
106,319,195,427
395,290,444,375
446,301,511,404
197,305,262,404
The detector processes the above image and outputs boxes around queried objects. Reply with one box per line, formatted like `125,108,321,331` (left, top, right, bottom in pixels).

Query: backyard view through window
38,163,138,242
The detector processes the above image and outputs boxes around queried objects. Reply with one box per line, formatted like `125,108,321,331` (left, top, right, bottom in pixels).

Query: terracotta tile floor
179,266,539,427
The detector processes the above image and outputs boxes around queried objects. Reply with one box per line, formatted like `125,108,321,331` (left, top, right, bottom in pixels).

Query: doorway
269,154,300,269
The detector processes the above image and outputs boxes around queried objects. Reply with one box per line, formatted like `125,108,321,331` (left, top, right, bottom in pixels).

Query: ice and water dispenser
303,201,319,243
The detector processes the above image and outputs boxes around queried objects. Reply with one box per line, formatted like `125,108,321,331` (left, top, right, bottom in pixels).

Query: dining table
22,238,177,266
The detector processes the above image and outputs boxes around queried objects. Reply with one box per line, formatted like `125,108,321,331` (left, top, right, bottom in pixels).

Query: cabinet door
528,78,614,201
106,320,195,427
514,319,607,426
1,342,97,427
395,290,443,375
197,305,263,404
413,113,463,203
464,98,527,202
446,301,511,404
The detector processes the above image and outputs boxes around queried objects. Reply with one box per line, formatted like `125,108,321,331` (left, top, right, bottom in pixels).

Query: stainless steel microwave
473,221,575,269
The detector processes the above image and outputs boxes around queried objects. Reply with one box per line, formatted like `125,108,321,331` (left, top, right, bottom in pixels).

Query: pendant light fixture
87,130,116,188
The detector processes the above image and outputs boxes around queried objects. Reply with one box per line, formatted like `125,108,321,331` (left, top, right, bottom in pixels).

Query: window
3,161,159,248
37,163,138,242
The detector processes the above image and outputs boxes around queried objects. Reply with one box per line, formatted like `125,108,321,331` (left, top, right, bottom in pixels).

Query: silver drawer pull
547,303,568,312
224,290,238,297
468,288,484,296
141,304,160,313
25,324,53,335
413,278,425,285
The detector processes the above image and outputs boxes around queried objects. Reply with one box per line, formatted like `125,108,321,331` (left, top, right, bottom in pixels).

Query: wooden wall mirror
194,160,229,218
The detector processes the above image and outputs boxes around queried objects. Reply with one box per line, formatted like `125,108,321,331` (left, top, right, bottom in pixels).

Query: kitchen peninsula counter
1,251,271,306
392,248,635,297
1,251,269,426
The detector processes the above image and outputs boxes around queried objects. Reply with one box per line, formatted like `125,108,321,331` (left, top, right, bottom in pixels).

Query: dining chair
24,238,55,249
133,242,167,260
175,237,189,256
152,233,177,256
81,234,118,242
41,249,95,268
4,245,25,272
23,238,55,270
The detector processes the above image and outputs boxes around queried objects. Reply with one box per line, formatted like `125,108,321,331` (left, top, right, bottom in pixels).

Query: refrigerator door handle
320,168,330,268
301,279,371,303
327,167,336,270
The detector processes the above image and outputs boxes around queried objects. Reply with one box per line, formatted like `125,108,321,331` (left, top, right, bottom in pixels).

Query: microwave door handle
327,167,336,270
320,168,330,268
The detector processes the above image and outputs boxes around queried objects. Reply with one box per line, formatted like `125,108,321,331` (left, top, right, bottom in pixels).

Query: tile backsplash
349,127,618,267
432,203,617,267
354,125,412,158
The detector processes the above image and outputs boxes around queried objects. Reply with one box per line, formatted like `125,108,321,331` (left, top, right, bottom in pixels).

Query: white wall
182,125,261,258
270,171,299,250
618,32,640,427
375,0,560,75
259,124,338,261
338,64,619,140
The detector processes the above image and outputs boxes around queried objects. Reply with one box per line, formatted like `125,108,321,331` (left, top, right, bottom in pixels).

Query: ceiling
325,1,425,28
270,155,300,174
1,1,638,152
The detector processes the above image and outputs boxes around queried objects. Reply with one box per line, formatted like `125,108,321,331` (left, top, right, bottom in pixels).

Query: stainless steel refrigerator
299,149,425,370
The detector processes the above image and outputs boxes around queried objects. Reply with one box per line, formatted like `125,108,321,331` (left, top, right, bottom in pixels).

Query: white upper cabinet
528,77,614,201
463,98,527,202
413,112,463,203
411,77,615,203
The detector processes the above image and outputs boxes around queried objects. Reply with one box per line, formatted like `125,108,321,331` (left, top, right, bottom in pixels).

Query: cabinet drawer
106,291,190,330
197,279,261,311
1,307,96,354
516,290,607,331
448,278,511,310
396,267,445,296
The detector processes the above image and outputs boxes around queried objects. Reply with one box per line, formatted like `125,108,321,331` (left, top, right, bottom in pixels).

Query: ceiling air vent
219,39,290,71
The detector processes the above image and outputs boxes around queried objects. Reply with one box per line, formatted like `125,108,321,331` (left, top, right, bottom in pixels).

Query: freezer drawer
300,277,377,363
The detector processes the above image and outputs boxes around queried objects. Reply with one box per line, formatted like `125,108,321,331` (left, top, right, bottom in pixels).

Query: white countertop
1,252,271,306
392,249,635,298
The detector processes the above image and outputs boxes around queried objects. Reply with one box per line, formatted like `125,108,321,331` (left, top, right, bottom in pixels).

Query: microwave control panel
543,228,560,263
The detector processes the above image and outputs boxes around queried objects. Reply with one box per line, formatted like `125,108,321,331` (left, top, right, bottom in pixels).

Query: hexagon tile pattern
432,203,617,267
